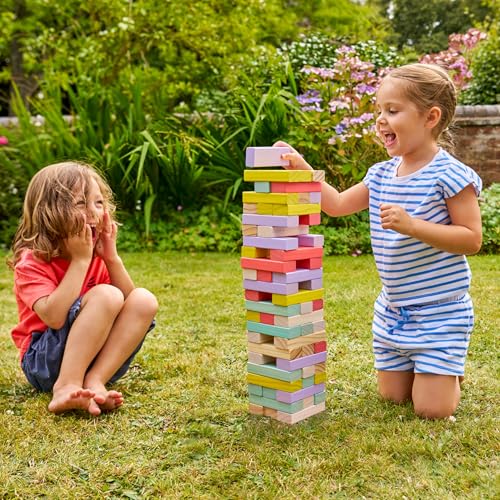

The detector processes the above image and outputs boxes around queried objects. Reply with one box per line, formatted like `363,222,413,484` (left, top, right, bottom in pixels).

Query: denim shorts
21,297,154,392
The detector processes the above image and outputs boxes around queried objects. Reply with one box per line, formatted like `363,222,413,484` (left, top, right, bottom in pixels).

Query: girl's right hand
64,220,93,262
273,141,314,171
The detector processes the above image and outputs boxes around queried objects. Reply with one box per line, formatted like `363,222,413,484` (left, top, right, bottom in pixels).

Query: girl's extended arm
274,141,369,216
380,184,482,255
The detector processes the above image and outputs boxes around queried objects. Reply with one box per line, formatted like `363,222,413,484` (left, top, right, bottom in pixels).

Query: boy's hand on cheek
380,203,414,236
95,212,119,262
65,220,93,262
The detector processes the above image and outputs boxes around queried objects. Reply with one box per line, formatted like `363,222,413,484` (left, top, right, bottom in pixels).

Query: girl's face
74,178,105,246
375,77,436,160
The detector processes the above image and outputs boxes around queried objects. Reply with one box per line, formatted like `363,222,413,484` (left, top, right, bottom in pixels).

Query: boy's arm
104,257,135,298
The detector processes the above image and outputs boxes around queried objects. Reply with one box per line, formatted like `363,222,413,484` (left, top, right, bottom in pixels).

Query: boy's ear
426,106,442,129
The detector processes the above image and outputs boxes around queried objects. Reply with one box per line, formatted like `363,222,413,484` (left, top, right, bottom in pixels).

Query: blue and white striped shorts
372,291,474,376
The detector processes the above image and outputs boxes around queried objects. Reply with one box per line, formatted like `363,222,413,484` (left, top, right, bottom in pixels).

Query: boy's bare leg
83,288,158,410
48,285,124,415
412,373,460,419
377,370,415,403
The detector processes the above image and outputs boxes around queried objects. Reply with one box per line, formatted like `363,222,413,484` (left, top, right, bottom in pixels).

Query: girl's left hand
380,203,414,236
95,212,119,262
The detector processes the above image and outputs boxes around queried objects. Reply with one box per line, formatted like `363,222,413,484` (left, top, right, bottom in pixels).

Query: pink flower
0,136,8,146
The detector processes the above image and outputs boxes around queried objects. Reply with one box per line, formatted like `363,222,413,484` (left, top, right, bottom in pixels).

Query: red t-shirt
11,250,111,361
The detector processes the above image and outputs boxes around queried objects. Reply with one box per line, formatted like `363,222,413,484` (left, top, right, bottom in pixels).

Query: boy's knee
128,288,158,318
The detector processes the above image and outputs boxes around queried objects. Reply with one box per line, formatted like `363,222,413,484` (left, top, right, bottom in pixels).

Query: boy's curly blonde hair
10,161,116,267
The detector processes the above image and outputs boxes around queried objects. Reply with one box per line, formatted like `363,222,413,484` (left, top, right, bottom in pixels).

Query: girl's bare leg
412,373,460,419
83,288,158,410
377,370,415,403
48,285,124,415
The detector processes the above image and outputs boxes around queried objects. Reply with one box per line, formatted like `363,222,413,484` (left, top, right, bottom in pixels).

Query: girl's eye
389,109,398,114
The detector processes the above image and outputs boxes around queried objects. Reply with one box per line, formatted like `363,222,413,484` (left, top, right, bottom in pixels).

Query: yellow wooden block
257,203,275,215
243,192,299,205
272,289,324,306
273,203,321,216
246,310,261,321
244,170,313,182
248,342,302,360
247,373,302,392
241,246,268,258
273,330,327,350
314,372,327,384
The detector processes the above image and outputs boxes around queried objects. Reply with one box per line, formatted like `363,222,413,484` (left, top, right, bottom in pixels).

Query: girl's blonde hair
10,161,115,267
386,63,457,152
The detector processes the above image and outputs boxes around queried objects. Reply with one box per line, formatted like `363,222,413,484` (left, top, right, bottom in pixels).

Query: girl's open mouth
384,133,397,147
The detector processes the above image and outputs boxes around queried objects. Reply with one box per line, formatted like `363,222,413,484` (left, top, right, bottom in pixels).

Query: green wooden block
254,182,270,193
249,394,304,414
247,362,302,382
244,300,302,317
301,322,314,335
248,384,263,396
262,387,277,399
302,375,315,388
314,391,326,404
246,320,302,339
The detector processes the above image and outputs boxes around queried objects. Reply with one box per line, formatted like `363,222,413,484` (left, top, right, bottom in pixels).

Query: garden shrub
479,183,500,254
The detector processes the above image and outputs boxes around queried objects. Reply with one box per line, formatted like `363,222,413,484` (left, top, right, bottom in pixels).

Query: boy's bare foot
48,385,101,416
86,383,124,411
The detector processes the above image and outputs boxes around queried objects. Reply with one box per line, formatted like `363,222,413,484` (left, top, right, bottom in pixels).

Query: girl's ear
426,106,442,129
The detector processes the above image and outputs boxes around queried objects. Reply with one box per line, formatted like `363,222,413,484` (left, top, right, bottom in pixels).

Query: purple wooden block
242,214,299,227
300,278,323,290
272,268,323,284
245,146,291,167
276,383,326,403
243,236,298,250
309,192,321,203
243,279,298,295
298,234,324,247
276,351,327,371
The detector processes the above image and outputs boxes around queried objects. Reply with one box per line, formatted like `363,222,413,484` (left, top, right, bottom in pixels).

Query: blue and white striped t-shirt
363,148,482,307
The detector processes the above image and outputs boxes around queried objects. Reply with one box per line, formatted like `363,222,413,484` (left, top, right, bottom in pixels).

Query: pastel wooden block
260,312,274,324
241,246,268,258
241,257,296,273
244,290,272,301
257,225,309,238
243,236,299,251
272,288,324,306
264,407,278,418
244,300,302,317
276,351,327,371
302,375,315,388
248,342,303,360
244,279,299,295
248,351,275,365
272,203,321,216
244,170,313,183
248,384,264,396
313,299,324,311
271,181,322,193
299,278,323,290
299,213,321,225
242,214,300,227
254,181,270,193
247,373,302,392
297,192,321,204
273,330,327,350
270,246,323,262
246,310,260,321
303,396,315,408
242,269,258,280
298,234,324,247
272,268,322,284
300,301,314,314
312,320,326,332
276,401,326,424
314,340,327,353
274,309,324,328
249,403,264,415
243,203,258,214
249,394,303,414
297,257,323,269
312,170,325,182
314,391,326,404
245,146,291,167
314,372,327,384
246,321,302,339
256,270,272,282
243,192,299,205
242,224,257,236
276,383,326,404
302,365,315,378
246,331,273,344
262,387,277,399
247,362,302,382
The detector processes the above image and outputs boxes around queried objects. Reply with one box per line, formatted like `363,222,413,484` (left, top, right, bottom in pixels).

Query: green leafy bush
479,183,500,254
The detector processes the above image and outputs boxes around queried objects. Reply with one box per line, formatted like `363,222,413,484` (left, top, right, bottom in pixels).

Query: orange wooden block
297,257,322,269
270,247,323,262
241,257,296,273
257,270,273,282
245,290,272,301
260,312,275,325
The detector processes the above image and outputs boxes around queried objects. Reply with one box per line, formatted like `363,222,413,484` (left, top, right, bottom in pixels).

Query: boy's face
74,178,105,246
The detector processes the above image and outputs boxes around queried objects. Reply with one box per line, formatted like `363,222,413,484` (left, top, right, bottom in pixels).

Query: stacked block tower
242,146,327,424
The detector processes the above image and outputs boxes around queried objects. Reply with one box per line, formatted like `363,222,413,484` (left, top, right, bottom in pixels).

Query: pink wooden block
298,234,324,247
271,182,322,193
245,147,291,167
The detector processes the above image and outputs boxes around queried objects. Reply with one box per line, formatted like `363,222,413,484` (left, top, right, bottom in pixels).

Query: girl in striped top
274,63,482,419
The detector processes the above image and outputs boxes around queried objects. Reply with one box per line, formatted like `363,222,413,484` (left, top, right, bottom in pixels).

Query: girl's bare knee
414,402,456,420
84,284,124,312
127,288,158,318
378,387,411,404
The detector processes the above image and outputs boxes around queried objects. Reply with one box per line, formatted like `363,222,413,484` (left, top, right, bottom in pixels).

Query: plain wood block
247,373,303,392
299,213,321,225
315,362,326,374
312,170,325,182
276,401,326,424
273,268,322,284
276,383,326,404
297,192,321,204
273,330,327,350
244,289,272,301
301,344,315,356
274,309,324,328
245,146,291,167
249,403,264,415
314,391,326,404
242,224,257,236
241,257,296,273
272,203,321,216
248,341,303,360
298,234,324,247
248,351,275,365
241,246,268,258
249,394,303,414
257,225,309,238
242,214,300,227
303,396,315,408
302,365,315,378
272,288,324,306
271,181,322,193
270,246,323,262
247,362,302,382
297,257,323,269
314,372,327,384
244,299,302,317
299,278,323,291
254,181,270,192
244,169,313,182
247,331,273,344
243,236,299,251
244,279,299,295
276,351,327,371
243,203,258,214
243,192,300,205
248,384,264,396
242,269,258,280
246,321,302,339
246,310,260,321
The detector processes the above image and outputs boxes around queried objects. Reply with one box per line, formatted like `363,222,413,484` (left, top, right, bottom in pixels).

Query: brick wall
454,105,500,186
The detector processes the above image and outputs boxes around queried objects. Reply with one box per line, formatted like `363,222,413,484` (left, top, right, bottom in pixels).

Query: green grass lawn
0,252,498,498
